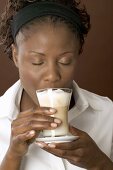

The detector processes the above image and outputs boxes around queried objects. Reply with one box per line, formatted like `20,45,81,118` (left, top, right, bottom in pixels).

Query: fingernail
29,130,35,135
37,142,45,148
50,108,56,113
51,123,58,128
48,143,56,148
54,118,61,124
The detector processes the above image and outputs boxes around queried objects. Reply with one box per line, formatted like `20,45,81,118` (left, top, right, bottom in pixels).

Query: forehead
16,16,78,42
16,19,79,49
16,22,79,54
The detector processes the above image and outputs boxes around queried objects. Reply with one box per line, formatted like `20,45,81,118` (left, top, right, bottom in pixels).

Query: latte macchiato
36,88,72,137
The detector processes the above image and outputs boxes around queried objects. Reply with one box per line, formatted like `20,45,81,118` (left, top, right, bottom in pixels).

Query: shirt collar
68,81,89,117
69,81,103,118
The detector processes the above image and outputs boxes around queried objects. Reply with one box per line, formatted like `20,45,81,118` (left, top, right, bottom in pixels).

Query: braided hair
0,0,90,59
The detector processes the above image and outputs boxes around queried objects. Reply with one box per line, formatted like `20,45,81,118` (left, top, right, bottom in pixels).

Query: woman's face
12,22,80,105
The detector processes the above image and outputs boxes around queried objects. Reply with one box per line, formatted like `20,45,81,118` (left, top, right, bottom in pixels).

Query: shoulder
0,80,21,117
73,81,113,112
0,80,21,99
81,88,113,112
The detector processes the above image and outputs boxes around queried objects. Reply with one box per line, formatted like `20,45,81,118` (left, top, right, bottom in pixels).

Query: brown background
0,0,113,100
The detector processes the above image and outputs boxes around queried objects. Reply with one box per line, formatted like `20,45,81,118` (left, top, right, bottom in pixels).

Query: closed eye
58,60,72,65
32,62,44,65
58,56,73,66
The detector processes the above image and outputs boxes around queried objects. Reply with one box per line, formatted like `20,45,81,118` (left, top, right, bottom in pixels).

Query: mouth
36,86,71,91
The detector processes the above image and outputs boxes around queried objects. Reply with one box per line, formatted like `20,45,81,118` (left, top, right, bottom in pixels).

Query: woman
0,0,113,170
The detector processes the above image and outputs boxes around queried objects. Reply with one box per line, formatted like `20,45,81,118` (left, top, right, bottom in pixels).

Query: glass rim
36,88,72,93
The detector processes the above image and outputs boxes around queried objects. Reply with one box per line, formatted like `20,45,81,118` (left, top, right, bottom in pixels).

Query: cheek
69,67,76,78
60,65,76,88
18,65,45,104
63,65,76,79
19,66,41,90
18,65,43,104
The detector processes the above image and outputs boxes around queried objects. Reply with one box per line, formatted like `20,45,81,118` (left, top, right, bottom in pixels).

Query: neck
20,90,37,112
69,93,75,110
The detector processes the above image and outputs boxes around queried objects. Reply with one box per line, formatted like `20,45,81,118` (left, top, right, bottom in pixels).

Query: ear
11,44,19,68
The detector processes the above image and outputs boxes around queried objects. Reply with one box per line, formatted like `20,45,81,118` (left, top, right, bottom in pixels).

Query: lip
36,86,69,90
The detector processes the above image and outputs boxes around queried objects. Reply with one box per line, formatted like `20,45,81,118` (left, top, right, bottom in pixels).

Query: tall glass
36,88,72,137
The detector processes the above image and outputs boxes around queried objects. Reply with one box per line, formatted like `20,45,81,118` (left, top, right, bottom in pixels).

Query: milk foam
36,89,72,107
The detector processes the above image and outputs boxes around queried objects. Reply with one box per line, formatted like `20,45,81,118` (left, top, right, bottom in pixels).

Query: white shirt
0,80,113,170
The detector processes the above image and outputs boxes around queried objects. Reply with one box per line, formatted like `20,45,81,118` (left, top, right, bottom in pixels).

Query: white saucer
36,135,79,143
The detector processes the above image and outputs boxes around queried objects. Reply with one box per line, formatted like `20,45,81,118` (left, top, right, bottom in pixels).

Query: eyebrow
29,50,75,56
29,51,46,56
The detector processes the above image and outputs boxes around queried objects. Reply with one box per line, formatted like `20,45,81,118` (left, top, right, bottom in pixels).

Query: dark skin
0,23,113,170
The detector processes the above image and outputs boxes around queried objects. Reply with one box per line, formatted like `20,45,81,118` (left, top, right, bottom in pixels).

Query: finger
27,131,40,145
69,126,86,137
36,142,66,158
14,130,36,143
36,138,82,151
17,108,34,118
12,113,61,127
36,142,83,162
44,138,82,150
18,107,57,119
12,112,62,136
12,120,61,136
39,144,71,160
36,142,47,148
34,107,57,115
49,139,82,150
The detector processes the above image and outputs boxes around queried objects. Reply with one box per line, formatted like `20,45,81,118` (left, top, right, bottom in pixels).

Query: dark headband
11,1,83,38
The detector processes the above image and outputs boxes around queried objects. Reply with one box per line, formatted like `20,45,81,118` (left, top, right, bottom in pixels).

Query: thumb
69,125,85,136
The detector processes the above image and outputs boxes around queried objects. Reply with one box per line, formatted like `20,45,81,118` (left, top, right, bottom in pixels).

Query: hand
36,126,113,170
8,107,61,158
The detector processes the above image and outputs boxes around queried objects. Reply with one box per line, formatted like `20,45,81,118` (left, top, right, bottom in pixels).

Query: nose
44,64,61,83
